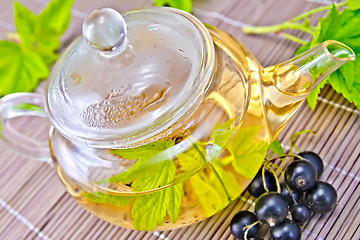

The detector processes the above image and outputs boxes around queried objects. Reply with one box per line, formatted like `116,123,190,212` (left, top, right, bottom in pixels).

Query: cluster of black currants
230,151,338,240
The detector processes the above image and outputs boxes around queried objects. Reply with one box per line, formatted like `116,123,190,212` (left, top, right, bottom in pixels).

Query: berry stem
243,22,314,35
285,183,299,205
242,1,348,45
290,129,317,154
243,220,261,240
266,163,281,194
266,154,302,162
291,1,347,22
268,162,285,176
262,164,269,192
290,144,301,155
276,32,308,45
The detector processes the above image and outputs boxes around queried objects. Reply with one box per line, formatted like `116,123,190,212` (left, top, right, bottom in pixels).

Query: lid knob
82,8,127,51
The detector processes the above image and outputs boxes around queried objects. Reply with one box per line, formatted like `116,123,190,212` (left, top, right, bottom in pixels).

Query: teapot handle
0,92,51,162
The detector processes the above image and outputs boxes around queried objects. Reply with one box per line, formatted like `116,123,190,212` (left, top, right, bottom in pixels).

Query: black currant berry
285,160,317,192
290,203,312,225
296,151,324,177
230,211,260,240
280,183,301,207
270,219,302,240
255,192,288,227
247,169,277,198
305,181,337,214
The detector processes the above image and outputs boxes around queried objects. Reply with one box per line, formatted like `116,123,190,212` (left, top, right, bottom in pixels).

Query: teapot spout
259,40,355,141
266,40,355,95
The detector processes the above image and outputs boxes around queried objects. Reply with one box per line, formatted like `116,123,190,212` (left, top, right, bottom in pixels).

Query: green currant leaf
14,0,74,62
269,139,285,157
177,145,206,172
309,4,340,48
82,192,134,207
0,41,49,95
35,0,75,63
296,5,360,109
111,140,175,162
328,59,360,108
38,0,75,35
227,126,269,179
230,141,269,179
14,1,37,50
110,140,184,231
211,119,236,148
295,42,311,55
348,0,360,10
2,0,74,96
188,170,229,217
126,158,183,230
212,160,243,200
131,160,175,191
306,79,327,110
154,0,193,13
131,183,183,230
109,140,175,184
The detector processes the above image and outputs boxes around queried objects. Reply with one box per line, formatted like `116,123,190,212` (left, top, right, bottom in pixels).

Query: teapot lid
45,7,214,147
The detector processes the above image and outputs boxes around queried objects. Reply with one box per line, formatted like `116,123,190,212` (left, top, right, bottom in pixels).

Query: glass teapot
0,7,354,231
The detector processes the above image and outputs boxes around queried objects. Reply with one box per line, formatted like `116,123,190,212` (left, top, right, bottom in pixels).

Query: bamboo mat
1,0,359,239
